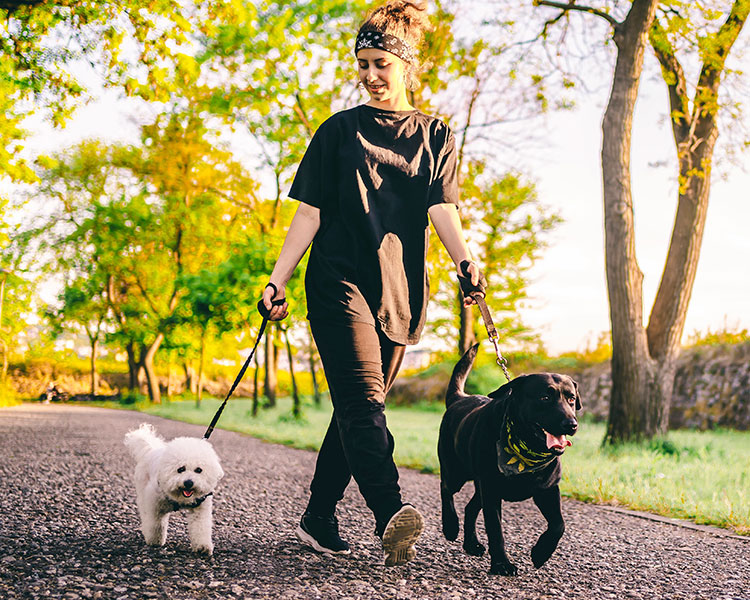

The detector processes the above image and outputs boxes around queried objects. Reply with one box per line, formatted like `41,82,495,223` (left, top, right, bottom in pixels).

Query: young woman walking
261,0,485,566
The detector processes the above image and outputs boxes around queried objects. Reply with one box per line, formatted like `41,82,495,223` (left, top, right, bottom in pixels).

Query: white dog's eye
177,466,186,473
195,467,203,474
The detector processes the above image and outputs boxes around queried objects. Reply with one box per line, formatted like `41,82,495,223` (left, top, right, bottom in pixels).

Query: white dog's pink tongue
182,490,194,498
546,432,572,450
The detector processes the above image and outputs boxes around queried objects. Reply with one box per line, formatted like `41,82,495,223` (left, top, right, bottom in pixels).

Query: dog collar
167,492,213,513
497,418,556,476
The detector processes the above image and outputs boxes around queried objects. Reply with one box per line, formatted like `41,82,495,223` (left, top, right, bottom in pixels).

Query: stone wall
574,342,750,430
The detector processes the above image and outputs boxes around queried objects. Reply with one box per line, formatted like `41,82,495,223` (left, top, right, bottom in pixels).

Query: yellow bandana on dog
496,418,556,476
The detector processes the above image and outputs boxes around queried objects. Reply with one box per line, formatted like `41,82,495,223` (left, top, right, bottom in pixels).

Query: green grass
94,395,750,536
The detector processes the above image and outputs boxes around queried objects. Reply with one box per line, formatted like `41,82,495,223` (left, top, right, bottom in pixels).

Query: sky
518,75,750,354
8,43,750,356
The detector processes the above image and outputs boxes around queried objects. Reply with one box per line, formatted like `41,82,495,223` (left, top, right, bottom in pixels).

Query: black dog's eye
540,395,551,403
177,466,186,473
194,467,203,474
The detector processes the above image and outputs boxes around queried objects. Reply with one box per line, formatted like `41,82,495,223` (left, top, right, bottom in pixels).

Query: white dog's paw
191,541,214,556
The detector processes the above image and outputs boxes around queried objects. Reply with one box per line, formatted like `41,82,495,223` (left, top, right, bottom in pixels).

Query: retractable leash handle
203,284,286,439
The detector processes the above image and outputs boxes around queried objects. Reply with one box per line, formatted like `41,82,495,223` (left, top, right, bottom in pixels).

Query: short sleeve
288,123,328,209
427,129,459,208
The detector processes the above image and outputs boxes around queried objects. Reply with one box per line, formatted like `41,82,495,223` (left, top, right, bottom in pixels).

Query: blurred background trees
3,0,562,406
4,1,746,444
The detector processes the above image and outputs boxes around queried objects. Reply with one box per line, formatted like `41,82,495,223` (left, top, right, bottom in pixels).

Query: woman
261,0,485,566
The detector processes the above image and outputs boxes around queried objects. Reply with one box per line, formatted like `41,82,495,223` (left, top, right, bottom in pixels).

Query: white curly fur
124,424,224,555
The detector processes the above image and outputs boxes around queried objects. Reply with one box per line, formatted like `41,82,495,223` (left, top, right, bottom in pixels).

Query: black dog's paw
490,559,518,576
442,518,459,541
463,538,485,556
531,542,554,568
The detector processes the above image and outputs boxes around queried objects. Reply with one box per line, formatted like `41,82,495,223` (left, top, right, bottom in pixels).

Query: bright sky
10,51,750,356
520,78,750,353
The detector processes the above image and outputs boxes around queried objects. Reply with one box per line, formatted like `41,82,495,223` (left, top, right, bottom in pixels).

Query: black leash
203,284,285,439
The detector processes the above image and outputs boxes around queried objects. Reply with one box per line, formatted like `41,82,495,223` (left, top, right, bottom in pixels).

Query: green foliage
0,0,222,183
0,380,19,407
11,1,572,392
428,168,562,349
686,324,749,347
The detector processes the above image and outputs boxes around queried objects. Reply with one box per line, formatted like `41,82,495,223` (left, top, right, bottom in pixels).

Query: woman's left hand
457,260,487,307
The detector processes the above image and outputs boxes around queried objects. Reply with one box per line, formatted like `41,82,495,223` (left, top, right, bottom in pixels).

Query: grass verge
91,394,749,536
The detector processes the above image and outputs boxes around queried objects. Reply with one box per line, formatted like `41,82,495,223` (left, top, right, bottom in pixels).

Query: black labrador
438,344,581,576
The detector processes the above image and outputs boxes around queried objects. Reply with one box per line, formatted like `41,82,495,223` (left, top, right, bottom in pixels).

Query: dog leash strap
203,316,269,439
472,293,511,382
204,287,287,439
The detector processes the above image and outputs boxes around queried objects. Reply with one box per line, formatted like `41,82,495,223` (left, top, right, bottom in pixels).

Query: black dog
438,344,581,576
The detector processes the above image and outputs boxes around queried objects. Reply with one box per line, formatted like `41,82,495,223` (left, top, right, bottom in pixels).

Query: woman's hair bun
359,1,432,50
358,1,433,91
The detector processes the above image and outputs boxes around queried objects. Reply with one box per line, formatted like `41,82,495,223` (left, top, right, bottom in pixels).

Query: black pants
306,319,405,528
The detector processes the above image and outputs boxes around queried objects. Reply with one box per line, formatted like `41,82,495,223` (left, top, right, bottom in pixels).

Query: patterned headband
355,30,416,64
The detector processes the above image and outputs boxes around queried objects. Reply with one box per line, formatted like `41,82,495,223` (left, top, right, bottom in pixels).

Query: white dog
124,424,224,555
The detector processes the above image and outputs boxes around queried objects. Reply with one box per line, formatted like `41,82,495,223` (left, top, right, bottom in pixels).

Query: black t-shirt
288,104,459,345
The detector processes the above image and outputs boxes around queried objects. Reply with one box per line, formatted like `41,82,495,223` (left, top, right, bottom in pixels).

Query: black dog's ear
488,375,523,401
573,379,582,411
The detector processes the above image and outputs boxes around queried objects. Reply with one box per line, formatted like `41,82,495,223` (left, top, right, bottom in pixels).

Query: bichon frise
124,423,224,555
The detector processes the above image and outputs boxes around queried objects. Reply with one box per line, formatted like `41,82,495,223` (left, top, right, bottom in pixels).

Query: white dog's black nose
183,480,194,489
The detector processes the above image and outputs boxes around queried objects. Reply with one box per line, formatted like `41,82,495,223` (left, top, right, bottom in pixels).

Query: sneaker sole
382,505,424,566
295,525,351,556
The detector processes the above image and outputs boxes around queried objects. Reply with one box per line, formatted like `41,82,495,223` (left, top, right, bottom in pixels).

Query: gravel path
1,404,748,600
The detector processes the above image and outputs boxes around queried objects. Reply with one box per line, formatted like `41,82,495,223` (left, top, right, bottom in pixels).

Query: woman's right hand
261,283,289,321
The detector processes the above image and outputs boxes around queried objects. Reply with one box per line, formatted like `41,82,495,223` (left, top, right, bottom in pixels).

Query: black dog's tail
446,343,479,408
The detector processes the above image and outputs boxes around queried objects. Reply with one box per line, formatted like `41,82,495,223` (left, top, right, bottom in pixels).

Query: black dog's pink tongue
546,432,572,450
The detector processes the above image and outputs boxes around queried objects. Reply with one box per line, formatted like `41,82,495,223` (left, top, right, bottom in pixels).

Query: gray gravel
1,404,749,600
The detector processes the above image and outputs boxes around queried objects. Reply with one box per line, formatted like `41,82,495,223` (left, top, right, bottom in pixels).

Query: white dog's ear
217,464,225,480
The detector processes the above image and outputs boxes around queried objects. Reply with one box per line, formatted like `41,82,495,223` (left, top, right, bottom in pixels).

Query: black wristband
257,283,286,319
457,260,487,298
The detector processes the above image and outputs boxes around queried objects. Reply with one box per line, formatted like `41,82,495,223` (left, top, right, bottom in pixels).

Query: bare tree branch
534,0,621,29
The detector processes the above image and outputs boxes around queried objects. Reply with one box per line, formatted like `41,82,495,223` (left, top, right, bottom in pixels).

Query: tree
50,280,109,395
22,113,258,403
534,0,749,442
0,0,213,183
202,0,563,357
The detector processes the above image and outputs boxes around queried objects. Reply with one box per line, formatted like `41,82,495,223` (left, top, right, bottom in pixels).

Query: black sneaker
295,512,351,555
381,504,424,566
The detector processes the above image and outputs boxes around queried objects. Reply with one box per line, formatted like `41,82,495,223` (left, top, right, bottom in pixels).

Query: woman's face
357,48,407,107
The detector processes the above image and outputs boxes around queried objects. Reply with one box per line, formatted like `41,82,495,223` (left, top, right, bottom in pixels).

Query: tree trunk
283,327,301,418
183,362,199,394
142,333,164,404
263,326,277,407
196,329,206,407
126,341,138,392
166,353,174,402
0,339,8,383
643,1,748,433
307,324,321,406
601,0,660,444
457,287,476,355
90,337,99,395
